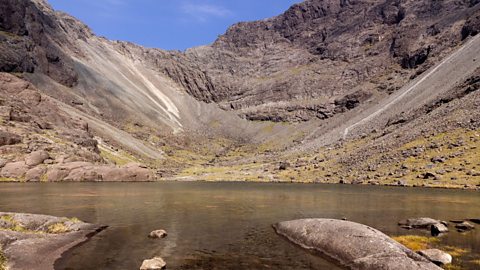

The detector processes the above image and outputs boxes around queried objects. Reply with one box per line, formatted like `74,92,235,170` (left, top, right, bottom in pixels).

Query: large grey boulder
273,219,442,270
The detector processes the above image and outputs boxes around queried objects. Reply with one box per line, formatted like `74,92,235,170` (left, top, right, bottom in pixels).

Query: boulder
1,161,28,178
148,230,167,239
398,218,441,229
25,166,47,182
430,223,448,236
140,257,166,270
455,221,475,232
0,131,21,146
273,219,442,270
25,150,50,166
418,249,452,266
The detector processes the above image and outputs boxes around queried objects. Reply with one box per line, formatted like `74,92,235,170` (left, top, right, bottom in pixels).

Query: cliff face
186,0,480,121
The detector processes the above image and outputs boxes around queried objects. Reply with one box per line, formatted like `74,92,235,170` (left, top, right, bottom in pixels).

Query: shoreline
0,179,478,191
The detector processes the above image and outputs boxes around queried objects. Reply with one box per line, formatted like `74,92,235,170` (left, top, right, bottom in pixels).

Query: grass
392,235,440,251
47,222,70,234
68,217,81,223
99,144,140,166
442,246,469,257
0,177,16,182
0,215,27,233
0,248,6,270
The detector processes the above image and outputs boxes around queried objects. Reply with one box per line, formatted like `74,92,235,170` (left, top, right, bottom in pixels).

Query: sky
48,0,302,51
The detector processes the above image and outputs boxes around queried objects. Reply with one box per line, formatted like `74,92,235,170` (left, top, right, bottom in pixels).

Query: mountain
0,0,479,188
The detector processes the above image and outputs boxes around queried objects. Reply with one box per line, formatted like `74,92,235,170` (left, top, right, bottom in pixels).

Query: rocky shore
0,212,105,270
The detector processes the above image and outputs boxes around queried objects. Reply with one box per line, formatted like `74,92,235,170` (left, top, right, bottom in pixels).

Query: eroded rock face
273,219,442,270
0,0,78,87
185,0,480,122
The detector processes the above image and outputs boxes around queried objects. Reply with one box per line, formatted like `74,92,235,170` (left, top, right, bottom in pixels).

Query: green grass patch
392,235,440,251
47,222,70,234
0,215,27,233
0,248,7,270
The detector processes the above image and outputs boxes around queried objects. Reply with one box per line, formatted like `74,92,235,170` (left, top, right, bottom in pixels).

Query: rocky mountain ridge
0,0,479,189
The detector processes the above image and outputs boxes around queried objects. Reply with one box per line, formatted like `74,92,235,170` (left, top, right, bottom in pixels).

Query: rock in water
431,223,449,236
418,249,452,266
455,221,475,232
140,257,166,270
148,230,167,239
398,218,441,229
273,219,442,270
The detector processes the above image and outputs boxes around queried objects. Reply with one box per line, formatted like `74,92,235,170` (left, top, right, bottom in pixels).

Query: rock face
0,212,106,270
273,219,442,270
398,218,441,229
185,0,480,122
140,257,166,270
418,249,452,266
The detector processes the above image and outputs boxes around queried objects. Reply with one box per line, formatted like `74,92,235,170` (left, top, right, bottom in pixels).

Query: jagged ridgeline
0,0,479,187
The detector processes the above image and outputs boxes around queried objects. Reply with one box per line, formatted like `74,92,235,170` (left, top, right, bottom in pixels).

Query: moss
392,235,440,251
47,222,70,234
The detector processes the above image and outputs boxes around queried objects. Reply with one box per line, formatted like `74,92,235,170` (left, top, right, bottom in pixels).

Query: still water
0,182,479,270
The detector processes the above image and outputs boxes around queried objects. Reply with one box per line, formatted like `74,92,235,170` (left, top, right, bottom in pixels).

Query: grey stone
148,229,167,239
140,257,166,270
431,223,448,236
418,249,452,266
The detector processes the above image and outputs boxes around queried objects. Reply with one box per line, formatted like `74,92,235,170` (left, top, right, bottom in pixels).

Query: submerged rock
273,219,442,270
418,249,452,266
140,257,166,270
148,230,167,239
455,221,475,232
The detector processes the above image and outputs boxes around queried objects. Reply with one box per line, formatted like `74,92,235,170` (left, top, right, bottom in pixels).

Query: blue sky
48,0,302,51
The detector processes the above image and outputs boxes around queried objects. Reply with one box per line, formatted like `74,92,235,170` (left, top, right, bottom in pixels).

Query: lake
0,182,479,269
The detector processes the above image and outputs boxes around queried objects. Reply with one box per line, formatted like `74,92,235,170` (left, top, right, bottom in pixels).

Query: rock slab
273,219,442,270
0,212,106,270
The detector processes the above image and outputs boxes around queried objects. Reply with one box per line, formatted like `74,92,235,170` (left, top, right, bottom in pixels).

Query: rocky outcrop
0,0,79,87
273,219,442,270
0,212,106,270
